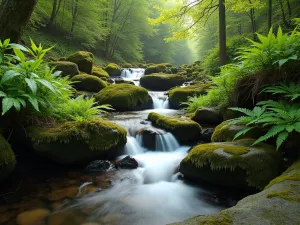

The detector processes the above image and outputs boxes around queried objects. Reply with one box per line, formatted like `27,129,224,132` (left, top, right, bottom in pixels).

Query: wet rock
85,160,112,172
16,208,50,225
115,156,138,169
140,120,151,125
192,107,223,125
200,128,214,143
48,186,78,201
136,127,166,150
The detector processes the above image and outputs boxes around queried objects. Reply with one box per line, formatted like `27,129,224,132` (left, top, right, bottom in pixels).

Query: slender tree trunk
219,0,226,66
0,0,38,42
279,0,290,28
249,8,257,39
268,0,272,30
49,0,63,26
71,0,79,33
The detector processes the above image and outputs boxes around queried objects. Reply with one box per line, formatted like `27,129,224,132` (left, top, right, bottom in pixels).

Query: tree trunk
279,0,290,28
268,0,272,30
219,0,226,66
49,0,63,26
71,0,79,33
0,0,38,42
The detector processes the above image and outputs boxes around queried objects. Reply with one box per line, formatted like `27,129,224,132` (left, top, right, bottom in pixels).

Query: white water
149,91,170,109
121,68,145,79
155,132,180,151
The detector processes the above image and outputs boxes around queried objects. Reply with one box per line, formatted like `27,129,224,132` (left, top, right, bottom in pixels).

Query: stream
0,68,246,225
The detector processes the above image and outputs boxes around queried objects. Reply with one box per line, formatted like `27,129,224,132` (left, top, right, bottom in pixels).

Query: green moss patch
198,212,232,225
95,84,151,111
267,190,300,202
144,63,171,75
48,61,79,77
104,63,121,76
140,73,185,91
148,112,202,143
92,66,109,78
0,135,16,180
67,51,94,74
169,83,211,109
71,73,107,92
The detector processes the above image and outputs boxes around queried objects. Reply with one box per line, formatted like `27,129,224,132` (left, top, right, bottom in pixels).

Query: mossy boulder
122,63,132,68
48,61,79,77
140,73,185,91
192,107,223,125
66,51,94,74
71,74,107,92
27,121,127,165
0,135,16,180
95,84,152,111
148,112,202,144
168,83,211,109
173,160,300,225
211,121,264,142
144,63,171,75
92,66,109,79
104,63,121,76
180,139,283,190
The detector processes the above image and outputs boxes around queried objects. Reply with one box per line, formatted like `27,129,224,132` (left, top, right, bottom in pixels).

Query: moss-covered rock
95,84,152,111
27,120,127,165
211,121,264,142
66,51,94,74
144,63,172,75
173,160,300,225
148,112,202,144
192,107,223,125
114,78,135,85
48,61,79,77
168,83,210,109
92,66,109,79
122,63,132,68
71,74,107,92
140,73,185,91
0,135,16,180
104,63,121,76
180,139,283,190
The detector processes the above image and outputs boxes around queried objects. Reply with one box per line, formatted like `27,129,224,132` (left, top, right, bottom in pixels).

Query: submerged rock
0,135,16,180
48,61,80,77
95,84,152,111
148,112,202,144
140,73,185,91
85,160,112,172
71,73,107,92
115,156,138,169
180,139,284,190
192,107,223,125
27,120,127,165
16,208,50,225
67,51,94,74
173,160,300,225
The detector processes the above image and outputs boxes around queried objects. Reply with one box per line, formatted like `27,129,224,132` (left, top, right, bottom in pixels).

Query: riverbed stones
0,135,16,180
95,84,152,111
179,139,284,190
71,73,107,92
48,61,80,77
148,112,202,144
66,51,94,74
192,107,223,125
85,160,112,172
173,160,300,225
27,120,127,165
115,156,138,169
16,208,50,225
140,73,185,91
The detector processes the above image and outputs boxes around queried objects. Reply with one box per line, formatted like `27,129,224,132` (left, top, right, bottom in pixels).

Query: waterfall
155,133,180,152
149,91,170,109
124,136,145,155
121,68,145,79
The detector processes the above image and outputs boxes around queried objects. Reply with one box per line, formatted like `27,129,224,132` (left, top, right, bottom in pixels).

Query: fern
262,83,300,101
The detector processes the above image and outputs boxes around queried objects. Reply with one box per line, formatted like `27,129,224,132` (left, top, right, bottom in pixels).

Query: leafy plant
262,82,300,101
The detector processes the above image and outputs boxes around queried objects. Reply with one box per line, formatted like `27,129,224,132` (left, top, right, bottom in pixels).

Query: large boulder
104,63,121,76
148,112,202,144
144,63,171,75
168,83,210,109
48,61,79,77
92,66,109,79
66,51,94,74
71,74,107,92
27,120,127,165
179,139,284,190
211,121,264,142
173,160,300,225
0,135,16,180
140,74,185,91
95,84,152,111
192,107,223,125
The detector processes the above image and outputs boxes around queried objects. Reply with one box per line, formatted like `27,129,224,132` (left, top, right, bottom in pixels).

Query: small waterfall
149,92,170,109
121,68,145,79
124,136,145,155
163,99,170,109
155,133,180,152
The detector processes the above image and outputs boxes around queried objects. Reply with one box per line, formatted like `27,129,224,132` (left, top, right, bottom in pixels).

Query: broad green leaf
25,78,37,94
36,79,56,93
1,70,22,83
2,97,14,115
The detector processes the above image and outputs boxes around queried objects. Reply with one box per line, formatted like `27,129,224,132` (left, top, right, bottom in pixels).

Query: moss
66,51,94,74
148,112,202,143
265,160,300,189
198,212,232,225
266,190,300,202
92,66,109,78
181,140,283,189
27,120,127,164
0,135,16,180
71,73,107,92
122,63,132,68
48,61,79,77
169,82,211,109
140,73,185,91
144,63,171,75
211,121,263,142
104,63,121,76
95,84,151,111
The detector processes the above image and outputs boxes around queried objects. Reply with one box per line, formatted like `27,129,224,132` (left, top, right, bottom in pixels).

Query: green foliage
263,82,300,101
